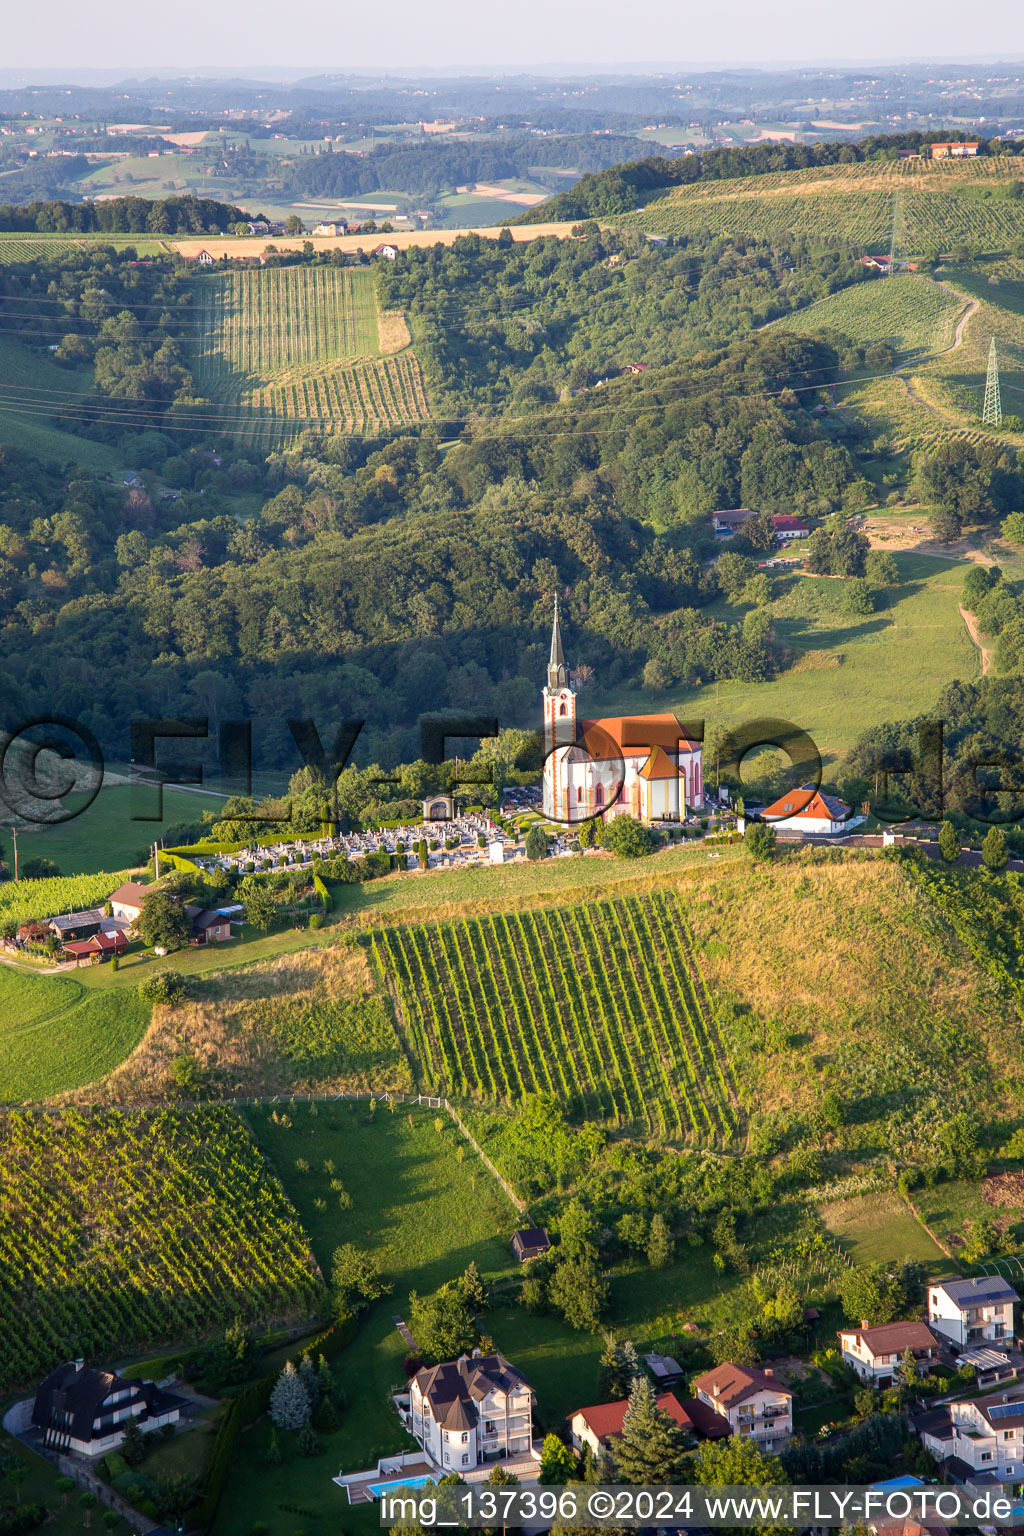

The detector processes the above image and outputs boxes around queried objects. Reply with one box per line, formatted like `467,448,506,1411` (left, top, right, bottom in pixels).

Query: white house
759,785,851,835
374,243,400,260
838,1320,940,1387
108,880,153,925
771,515,810,541
569,1392,693,1457
927,1276,1018,1347
691,1364,793,1451
32,1360,184,1457
194,249,217,267
711,507,757,537
916,1386,1024,1487
407,1352,533,1470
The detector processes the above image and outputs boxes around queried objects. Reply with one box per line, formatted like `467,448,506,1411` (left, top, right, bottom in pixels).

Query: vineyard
0,868,131,929
627,158,1024,254
371,890,739,1144
0,1105,322,1389
775,275,967,360
191,265,431,444
0,234,171,265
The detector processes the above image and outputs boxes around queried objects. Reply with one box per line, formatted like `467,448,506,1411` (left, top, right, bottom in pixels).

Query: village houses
690,1363,793,1451
927,1276,1019,1347
838,1320,941,1388
402,1351,534,1470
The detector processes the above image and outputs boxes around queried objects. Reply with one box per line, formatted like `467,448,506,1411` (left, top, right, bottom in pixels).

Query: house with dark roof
914,1385,1024,1488
184,905,232,944
691,1363,793,1451
711,507,757,536
407,1351,533,1470
32,1360,185,1458
838,1320,941,1387
511,1227,550,1263
48,909,105,942
928,1275,1019,1347
569,1391,694,1455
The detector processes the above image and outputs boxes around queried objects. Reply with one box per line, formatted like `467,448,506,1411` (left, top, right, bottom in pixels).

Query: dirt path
959,604,994,674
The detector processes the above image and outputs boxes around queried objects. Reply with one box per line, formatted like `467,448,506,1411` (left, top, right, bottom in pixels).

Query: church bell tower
542,596,576,819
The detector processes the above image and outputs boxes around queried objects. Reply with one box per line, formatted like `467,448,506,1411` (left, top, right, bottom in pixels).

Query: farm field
817,1190,950,1274
626,158,1024,254
371,889,738,1142
600,553,978,764
0,1105,322,1389
774,274,967,359
172,222,578,261
0,333,118,467
0,233,171,265
190,264,432,444
10,782,226,874
0,967,151,1102
0,867,132,929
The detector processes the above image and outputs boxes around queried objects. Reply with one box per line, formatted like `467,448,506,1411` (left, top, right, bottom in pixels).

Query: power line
983,336,1003,428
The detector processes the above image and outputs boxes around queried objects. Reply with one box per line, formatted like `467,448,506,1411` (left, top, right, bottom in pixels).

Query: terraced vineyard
192,264,431,443
775,274,967,359
626,158,1024,254
0,1105,322,1389
371,890,738,1144
0,235,170,264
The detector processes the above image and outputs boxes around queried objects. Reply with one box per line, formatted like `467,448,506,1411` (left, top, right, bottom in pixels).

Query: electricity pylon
983,337,1003,428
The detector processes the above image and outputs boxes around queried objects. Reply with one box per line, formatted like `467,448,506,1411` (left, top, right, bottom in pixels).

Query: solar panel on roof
985,1402,1024,1421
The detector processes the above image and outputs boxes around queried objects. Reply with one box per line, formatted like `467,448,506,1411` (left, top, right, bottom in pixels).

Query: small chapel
541,599,703,826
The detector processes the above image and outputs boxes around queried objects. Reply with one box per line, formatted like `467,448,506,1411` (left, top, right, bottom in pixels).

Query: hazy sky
5,0,1024,74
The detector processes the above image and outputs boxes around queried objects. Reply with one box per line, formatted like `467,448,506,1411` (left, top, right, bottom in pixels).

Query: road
958,603,995,675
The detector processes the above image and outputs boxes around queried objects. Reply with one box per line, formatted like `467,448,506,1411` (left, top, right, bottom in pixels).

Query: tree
525,825,549,861
609,1377,691,1484
298,1418,322,1457
938,820,961,863
460,1259,489,1314
139,890,192,951
603,815,656,858
840,1261,920,1326
938,1112,983,1178
120,1414,147,1467
154,1470,201,1522
548,1260,609,1330
646,1213,673,1269
410,1282,476,1362
267,1424,283,1467
557,1201,600,1265
982,825,1008,870
693,1434,786,1536
1002,511,1024,545
239,877,275,931
269,1360,311,1431
331,1243,393,1311
5,1464,27,1504
865,549,899,585
538,1433,577,1485
744,822,776,862
854,1384,879,1418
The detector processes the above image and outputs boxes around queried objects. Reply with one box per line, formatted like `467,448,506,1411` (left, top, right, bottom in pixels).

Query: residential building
185,905,233,944
930,142,980,159
927,1276,1018,1347
691,1364,793,1451
542,601,703,824
32,1360,184,1458
407,1352,533,1470
569,1392,693,1456
312,221,345,236
771,515,810,541
63,930,129,965
759,785,852,836
108,881,153,925
511,1227,551,1263
374,243,399,260
711,507,757,536
838,1320,940,1387
915,1386,1024,1487
48,908,105,942
194,249,217,266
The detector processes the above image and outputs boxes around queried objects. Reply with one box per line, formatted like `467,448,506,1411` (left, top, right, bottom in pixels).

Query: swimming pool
366,1474,435,1498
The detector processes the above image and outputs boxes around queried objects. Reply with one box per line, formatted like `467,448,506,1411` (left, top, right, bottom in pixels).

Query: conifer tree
269,1360,311,1431
609,1378,691,1484
983,825,1008,870
646,1214,673,1269
938,820,960,863
298,1356,320,1406
538,1433,578,1485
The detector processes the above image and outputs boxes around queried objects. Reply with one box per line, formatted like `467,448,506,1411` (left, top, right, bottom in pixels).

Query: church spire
547,594,569,691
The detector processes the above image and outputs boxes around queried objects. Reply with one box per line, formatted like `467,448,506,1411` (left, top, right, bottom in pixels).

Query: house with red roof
691,1363,793,1451
839,1321,940,1388
759,784,851,836
771,515,810,541
62,929,129,966
569,1392,698,1456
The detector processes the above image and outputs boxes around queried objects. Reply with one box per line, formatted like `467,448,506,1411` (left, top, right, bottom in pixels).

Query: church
541,600,703,826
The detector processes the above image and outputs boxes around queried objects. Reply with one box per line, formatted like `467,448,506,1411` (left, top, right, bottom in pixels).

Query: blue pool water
367,1474,435,1498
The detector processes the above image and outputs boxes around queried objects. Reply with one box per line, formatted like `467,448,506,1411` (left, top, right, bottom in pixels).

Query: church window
595,784,605,807
559,703,567,716
577,787,583,803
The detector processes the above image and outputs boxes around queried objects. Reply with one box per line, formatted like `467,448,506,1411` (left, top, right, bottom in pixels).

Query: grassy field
0,333,118,467
0,967,151,1102
7,782,226,874
607,554,978,768
189,264,431,445
627,157,1024,255
818,1189,951,1275
372,890,737,1142
774,274,967,360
